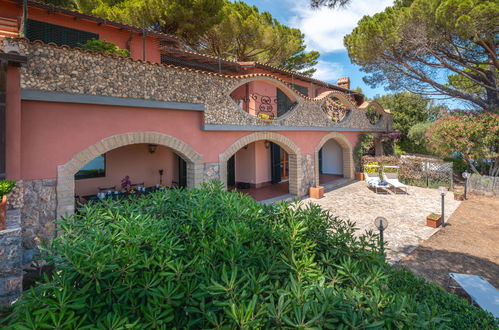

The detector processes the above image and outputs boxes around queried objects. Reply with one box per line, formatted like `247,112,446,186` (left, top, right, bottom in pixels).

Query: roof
10,0,363,98
160,47,362,96
15,0,181,44
0,49,27,64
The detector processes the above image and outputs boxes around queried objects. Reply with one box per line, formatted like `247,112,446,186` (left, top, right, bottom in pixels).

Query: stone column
299,153,315,196
0,209,22,308
203,162,220,183
22,179,57,264
374,136,384,156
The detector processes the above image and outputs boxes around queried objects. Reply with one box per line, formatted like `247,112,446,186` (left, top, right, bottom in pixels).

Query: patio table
81,186,165,203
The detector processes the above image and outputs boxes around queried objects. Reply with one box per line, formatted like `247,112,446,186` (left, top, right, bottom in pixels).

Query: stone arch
230,76,299,102
314,132,354,185
219,132,303,196
56,132,203,218
317,91,358,110
358,100,387,114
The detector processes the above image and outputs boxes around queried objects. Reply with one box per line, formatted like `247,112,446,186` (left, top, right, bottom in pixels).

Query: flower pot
355,172,364,181
0,195,7,231
426,213,441,228
309,186,324,199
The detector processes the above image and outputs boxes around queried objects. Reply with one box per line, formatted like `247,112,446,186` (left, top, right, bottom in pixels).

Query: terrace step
258,179,356,205
322,178,356,193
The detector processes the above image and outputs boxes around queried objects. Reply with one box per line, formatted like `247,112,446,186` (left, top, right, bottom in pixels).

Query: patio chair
364,165,389,194
382,166,408,194
448,273,499,318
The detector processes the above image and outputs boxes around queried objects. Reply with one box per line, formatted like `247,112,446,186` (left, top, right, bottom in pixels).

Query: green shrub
353,133,374,172
444,156,468,173
3,182,496,328
365,161,379,174
79,39,130,57
0,180,16,196
407,122,433,153
394,143,406,155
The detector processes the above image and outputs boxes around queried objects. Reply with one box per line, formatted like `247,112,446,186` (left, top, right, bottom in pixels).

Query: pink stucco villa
0,0,392,263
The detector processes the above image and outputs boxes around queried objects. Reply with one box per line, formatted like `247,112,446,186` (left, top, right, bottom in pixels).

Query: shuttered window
26,19,98,48
293,84,308,97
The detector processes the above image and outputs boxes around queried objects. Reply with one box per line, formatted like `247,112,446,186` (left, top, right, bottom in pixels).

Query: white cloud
312,60,344,82
288,0,393,53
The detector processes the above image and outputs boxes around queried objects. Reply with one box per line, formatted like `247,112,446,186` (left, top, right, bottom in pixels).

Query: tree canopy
427,111,499,175
375,92,442,152
197,2,319,75
310,0,351,8
42,0,320,75
343,0,499,111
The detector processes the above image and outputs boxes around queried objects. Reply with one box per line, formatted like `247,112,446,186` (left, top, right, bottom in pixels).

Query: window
75,155,105,180
26,20,98,48
293,84,308,97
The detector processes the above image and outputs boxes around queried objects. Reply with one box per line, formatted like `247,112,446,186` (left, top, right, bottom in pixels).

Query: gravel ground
398,194,499,288
302,181,461,263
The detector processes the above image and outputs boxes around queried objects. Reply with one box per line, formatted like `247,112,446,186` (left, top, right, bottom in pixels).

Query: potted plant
0,180,16,230
426,213,441,228
309,178,324,199
121,175,132,192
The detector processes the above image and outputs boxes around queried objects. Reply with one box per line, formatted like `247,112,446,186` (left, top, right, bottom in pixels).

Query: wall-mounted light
148,144,158,154
265,141,270,149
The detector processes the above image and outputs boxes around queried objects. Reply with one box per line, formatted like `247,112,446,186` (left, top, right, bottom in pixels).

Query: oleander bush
3,182,496,328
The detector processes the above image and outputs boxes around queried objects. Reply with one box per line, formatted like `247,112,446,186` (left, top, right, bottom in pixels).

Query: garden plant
2,182,496,328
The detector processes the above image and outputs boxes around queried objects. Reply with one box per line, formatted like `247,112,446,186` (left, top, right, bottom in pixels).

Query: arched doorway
315,132,354,186
219,132,302,198
56,132,203,218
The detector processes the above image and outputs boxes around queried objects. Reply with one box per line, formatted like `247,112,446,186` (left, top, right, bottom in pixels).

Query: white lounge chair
382,166,408,194
448,273,499,318
364,165,389,193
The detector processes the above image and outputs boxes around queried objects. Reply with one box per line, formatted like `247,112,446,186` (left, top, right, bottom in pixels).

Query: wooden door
280,149,289,179
270,142,281,184
227,155,235,187
178,156,187,187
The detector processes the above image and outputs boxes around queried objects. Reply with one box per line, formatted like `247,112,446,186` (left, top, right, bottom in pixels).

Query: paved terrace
302,181,461,263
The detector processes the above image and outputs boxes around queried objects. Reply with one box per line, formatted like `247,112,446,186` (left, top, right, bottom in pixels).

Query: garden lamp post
462,171,470,200
439,187,447,227
374,216,388,255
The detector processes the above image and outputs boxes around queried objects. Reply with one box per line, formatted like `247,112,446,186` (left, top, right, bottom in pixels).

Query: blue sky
243,0,394,99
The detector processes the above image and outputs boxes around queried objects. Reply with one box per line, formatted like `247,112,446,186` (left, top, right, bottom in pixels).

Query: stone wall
21,179,57,265
0,209,22,308
3,38,392,132
203,163,220,183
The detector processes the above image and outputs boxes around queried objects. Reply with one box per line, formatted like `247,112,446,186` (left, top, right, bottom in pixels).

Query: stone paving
302,181,461,263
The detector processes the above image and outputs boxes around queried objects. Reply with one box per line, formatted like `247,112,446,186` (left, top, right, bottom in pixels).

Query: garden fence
362,155,453,189
467,174,499,196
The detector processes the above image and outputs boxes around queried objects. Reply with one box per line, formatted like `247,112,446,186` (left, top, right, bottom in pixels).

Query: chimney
337,77,350,90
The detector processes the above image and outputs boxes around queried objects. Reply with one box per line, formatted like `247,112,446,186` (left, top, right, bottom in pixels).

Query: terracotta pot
0,195,7,231
355,172,364,181
309,186,324,199
426,214,441,228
